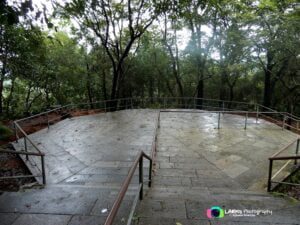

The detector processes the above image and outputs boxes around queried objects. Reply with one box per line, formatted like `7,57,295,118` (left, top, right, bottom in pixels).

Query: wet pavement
1,109,299,225
137,111,300,225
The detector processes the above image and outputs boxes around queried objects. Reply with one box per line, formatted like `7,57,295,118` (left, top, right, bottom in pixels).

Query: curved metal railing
267,138,300,192
2,97,300,198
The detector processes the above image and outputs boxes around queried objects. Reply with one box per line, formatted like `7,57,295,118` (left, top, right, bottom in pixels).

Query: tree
57,0,164,107
252,0,299,108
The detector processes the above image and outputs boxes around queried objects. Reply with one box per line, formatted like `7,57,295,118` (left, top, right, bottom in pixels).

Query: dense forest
0,0,299,119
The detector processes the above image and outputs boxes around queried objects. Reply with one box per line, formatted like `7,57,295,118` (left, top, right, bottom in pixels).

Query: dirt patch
0,144,35,192
275,170,300,201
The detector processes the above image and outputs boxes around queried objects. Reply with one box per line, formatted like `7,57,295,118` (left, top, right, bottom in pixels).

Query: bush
0,123,13,141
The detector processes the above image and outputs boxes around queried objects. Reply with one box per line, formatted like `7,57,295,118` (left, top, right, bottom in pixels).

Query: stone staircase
137,185,300,224
135,111,300,225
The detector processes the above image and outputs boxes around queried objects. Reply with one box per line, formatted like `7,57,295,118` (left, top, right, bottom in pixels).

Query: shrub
0,123,13,141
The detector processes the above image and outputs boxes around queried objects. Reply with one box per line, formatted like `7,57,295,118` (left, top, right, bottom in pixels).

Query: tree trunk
102,69,107,100
229,85,234,109
25,84,32,115
149,77,154,103
86,63,94,109
0,76,3,114
263,51,274,108
263,69,272,108
196,78,204,109
5,77,15,117
0,59,6,114
219,68,227,109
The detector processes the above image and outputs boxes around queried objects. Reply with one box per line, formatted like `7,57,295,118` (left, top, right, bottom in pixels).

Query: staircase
136,112,300,225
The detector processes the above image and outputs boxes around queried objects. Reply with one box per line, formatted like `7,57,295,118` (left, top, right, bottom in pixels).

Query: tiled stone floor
0,109,299,225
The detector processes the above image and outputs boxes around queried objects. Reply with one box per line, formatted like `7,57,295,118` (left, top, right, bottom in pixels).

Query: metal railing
267,138,300,192
104,151,152,225
0,121,46,184
0,149,45,184
10,97,300,135
104,111,160,225
2,97,299,190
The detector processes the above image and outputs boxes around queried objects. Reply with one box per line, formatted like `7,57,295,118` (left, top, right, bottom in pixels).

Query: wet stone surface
0,109,299,225
137,111,300,225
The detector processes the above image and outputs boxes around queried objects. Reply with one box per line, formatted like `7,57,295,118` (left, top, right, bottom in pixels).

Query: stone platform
0,109,299,225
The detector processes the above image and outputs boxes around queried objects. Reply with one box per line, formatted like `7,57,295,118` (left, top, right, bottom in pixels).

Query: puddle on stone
101,208,108,213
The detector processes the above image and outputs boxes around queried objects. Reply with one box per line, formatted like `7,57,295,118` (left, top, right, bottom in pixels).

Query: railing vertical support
24,137,29,160
267,159,273,192
282,116,286,130
46,112,49,129
148,159,152,187
131,99,133,109
245,112,248,130
194,98,196,109
222,101,225,112
295,139,299,165
14,122,18,143
218,112,221,129
256,104,259,124
41,155,46,185
139,158,143,200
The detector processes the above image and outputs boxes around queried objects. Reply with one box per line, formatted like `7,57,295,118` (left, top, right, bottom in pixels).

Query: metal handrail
267,138,300,192
0,149,46,184
5,97,300,189
104,111,160,225
104,151,152,225
11,97,300,130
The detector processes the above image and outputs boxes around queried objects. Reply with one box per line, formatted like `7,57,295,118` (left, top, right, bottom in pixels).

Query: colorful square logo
207,206,225,218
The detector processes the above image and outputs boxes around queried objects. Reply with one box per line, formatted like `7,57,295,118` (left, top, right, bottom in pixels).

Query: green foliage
0,0,299,119
0,123,13,140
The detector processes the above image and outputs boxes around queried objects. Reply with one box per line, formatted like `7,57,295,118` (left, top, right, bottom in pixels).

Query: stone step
137,192,300,224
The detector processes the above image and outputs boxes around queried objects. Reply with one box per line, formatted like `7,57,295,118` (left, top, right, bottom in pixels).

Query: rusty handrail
270,138,299,159
104,111,160,225
0,149,44,156
104,151,152,225
267,138,300,192
14,122,43,154
9,97,300,191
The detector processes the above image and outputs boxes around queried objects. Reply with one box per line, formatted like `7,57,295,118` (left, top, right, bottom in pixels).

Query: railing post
267,159,273,192
148,159,152,187
46,112,50,129
222,101,225,112
194,98,196,109
14,122,18,143
218,112,221,129
245,112,248,130
282,116,286,130
139,157,143,200
163,98,166,109
41,155,46,185
295,139,299,166
24,137,29,160
131,99,133,109
256,104,259,124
